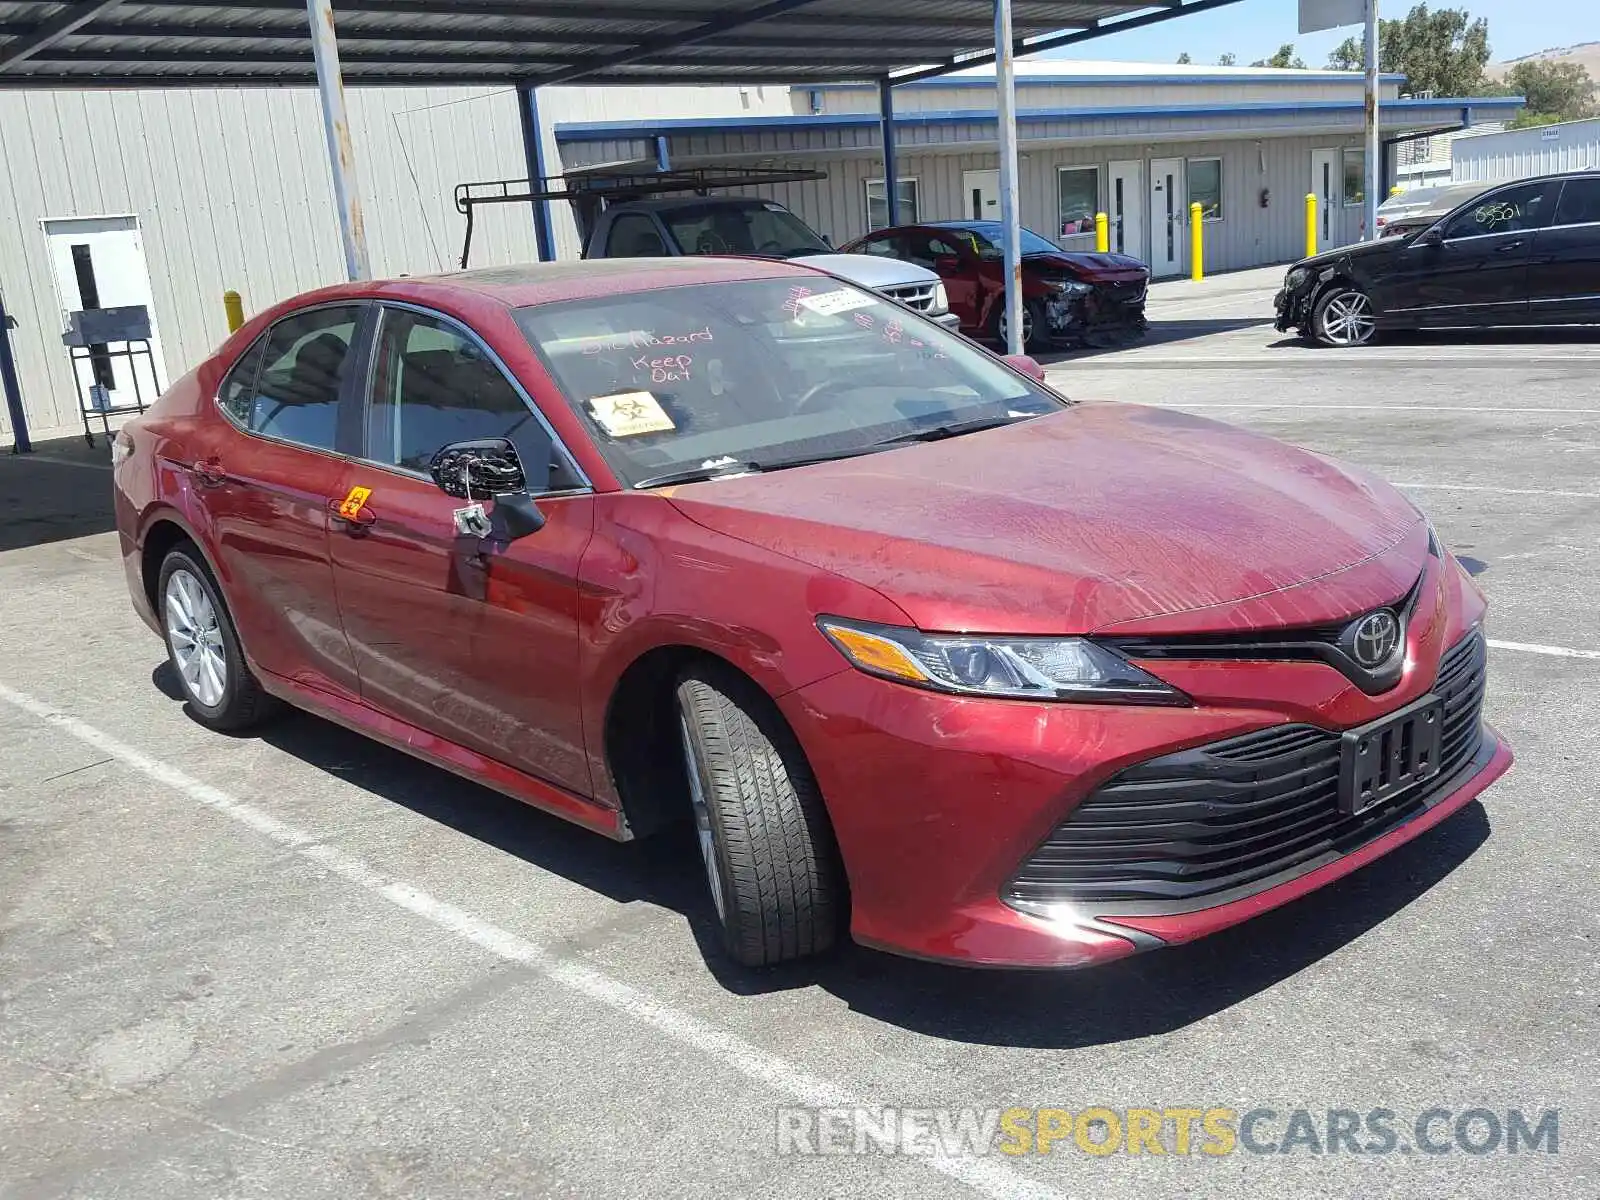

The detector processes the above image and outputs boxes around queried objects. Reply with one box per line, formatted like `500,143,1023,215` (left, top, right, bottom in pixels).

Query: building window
864,178,919,230
1343,148,1367,207
1056,166,1100,239
1187,157,1223,221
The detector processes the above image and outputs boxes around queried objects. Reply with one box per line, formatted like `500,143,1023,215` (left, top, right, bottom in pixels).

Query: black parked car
1277,171,1600,347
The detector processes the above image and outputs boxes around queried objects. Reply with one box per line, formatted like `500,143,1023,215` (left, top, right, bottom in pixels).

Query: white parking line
0,681,1065,1200
1488,639,1600,660
1395,482,1600,500
19,454,113,471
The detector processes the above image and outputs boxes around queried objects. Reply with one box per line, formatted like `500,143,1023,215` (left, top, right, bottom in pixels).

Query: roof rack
453,165,828,268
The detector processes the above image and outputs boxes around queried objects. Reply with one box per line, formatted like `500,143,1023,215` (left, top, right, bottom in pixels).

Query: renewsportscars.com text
776,1106,1559,1158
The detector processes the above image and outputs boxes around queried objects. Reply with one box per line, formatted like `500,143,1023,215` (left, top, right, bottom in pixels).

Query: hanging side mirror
429,438,545,540
1415,226,1444,247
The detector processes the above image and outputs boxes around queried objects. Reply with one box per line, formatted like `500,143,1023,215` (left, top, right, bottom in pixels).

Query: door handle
1495,239,1524,253
326,497,376,531
190,457,226,488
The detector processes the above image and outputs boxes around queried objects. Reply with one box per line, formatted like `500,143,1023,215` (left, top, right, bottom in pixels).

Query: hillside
1490,40,1600,80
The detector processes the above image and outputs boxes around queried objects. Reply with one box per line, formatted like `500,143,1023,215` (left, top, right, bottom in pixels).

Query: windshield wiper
632,416,1038,489
868,412,1035,448
632,463,759,490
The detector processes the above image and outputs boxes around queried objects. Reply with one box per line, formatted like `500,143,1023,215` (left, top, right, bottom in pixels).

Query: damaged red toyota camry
112,257,1511,970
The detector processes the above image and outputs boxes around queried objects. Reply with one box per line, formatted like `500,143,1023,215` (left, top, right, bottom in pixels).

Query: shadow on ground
0,436,116,551
153,661,1493,1051
1036,317,1278,364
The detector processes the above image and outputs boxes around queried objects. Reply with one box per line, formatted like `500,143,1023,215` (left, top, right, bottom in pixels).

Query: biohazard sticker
588,391,676,438
337,486,372,519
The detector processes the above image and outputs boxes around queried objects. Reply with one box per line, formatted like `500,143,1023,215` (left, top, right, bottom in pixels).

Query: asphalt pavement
1,274,1596,1200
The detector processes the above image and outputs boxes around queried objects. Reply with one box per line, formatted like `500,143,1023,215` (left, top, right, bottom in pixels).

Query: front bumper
1276,281,1314,332
1042,280,1148,346
930,311,963,331
780,568,1510,969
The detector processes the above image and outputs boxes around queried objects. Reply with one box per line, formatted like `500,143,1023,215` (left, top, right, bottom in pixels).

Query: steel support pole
307,0,371,280
879,77,900,227
1363,0,1381,242
0,289,31,454
994,0,1023,356
517,83,558,263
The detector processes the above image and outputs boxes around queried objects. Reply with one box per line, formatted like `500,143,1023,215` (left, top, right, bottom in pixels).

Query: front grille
878,282,937,312
1006,630,1489,912
1100,281,1147,306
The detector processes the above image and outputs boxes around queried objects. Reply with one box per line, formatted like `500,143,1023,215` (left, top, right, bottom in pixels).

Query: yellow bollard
223,290,245,334
1094,211,1109,253
1390,185,1404,197
1189,202,1204,282
1305,193,1318,258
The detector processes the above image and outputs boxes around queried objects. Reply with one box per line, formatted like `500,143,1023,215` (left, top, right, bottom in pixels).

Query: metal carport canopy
0,0,1246,380
0,1,1241,88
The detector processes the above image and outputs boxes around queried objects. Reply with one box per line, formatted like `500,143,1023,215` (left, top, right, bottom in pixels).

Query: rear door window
1553,178,1600,227
606,214,668,257
240,306,363,451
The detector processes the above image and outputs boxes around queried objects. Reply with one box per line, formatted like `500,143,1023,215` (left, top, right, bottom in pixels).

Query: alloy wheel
165,567,228,708
1321,290,1377,346
679,714,727,921
996,303,1034,349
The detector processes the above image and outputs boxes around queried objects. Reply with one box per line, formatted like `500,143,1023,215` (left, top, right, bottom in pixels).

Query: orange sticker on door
337,486,372,519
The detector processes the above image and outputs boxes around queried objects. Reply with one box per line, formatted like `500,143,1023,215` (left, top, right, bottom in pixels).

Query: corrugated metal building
1451,116,1600,183
0,82,788,445
555,63,1520,279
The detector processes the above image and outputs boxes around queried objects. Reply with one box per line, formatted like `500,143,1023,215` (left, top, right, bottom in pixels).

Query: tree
1327,4,1492,97
1176,52,1193,64
1503,58,1598,126
1216,52,1237,66
1253,43,1308,69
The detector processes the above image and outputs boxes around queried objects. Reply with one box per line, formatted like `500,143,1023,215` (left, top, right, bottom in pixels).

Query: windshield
939,223,1061,259
661,202,831,259
516,278,1063,487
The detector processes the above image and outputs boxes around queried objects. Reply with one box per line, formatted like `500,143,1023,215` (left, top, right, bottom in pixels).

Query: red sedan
112,257,1511,969
842,220,1150,350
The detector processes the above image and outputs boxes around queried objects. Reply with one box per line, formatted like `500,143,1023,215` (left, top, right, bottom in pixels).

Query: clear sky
1043,0,1595,68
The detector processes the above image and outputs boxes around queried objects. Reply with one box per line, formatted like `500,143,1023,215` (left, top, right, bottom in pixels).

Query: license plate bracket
1339,695,1444,816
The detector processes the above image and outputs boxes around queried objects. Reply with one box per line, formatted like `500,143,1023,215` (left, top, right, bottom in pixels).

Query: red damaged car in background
843,219,1150,350
112,256,1510,971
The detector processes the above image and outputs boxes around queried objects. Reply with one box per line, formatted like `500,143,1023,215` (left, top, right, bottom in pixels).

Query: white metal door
42,215,167,411
961,169,1001,222
1312,149,1339,250
1148,157,1185,276
1107,160,1145,259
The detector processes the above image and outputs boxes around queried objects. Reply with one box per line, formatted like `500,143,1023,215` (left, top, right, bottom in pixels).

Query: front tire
675,664,842,966
1313,285,1378,347
993,298,1048,351
158,547,276,731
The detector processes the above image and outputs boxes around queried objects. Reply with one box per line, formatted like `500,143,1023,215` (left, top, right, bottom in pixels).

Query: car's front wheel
1312,285,1378,347
993,298,1048,351
675,663,842,966
158,546,276,731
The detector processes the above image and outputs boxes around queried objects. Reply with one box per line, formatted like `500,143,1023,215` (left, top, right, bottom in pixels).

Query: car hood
793,252,939,289
1024,250,1149,280
1294,236,1408,272
665,404,1425,636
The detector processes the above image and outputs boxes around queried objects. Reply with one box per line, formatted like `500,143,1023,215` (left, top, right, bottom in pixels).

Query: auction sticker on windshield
588,391,676,438
798,289,877,318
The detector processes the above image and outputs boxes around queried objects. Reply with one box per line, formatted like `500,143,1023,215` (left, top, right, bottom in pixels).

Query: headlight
931,281,949,315
1285,267,1310,290
817,617,1188,705
1042,279,1093,295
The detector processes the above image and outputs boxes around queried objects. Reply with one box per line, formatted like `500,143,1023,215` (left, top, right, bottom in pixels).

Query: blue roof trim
554,95,1527,143
846,71,1411,88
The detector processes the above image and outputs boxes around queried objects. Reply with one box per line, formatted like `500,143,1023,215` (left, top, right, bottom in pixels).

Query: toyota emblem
1349,610,1400,668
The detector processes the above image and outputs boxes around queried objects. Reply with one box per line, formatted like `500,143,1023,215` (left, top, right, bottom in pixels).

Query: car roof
367,256,823,308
